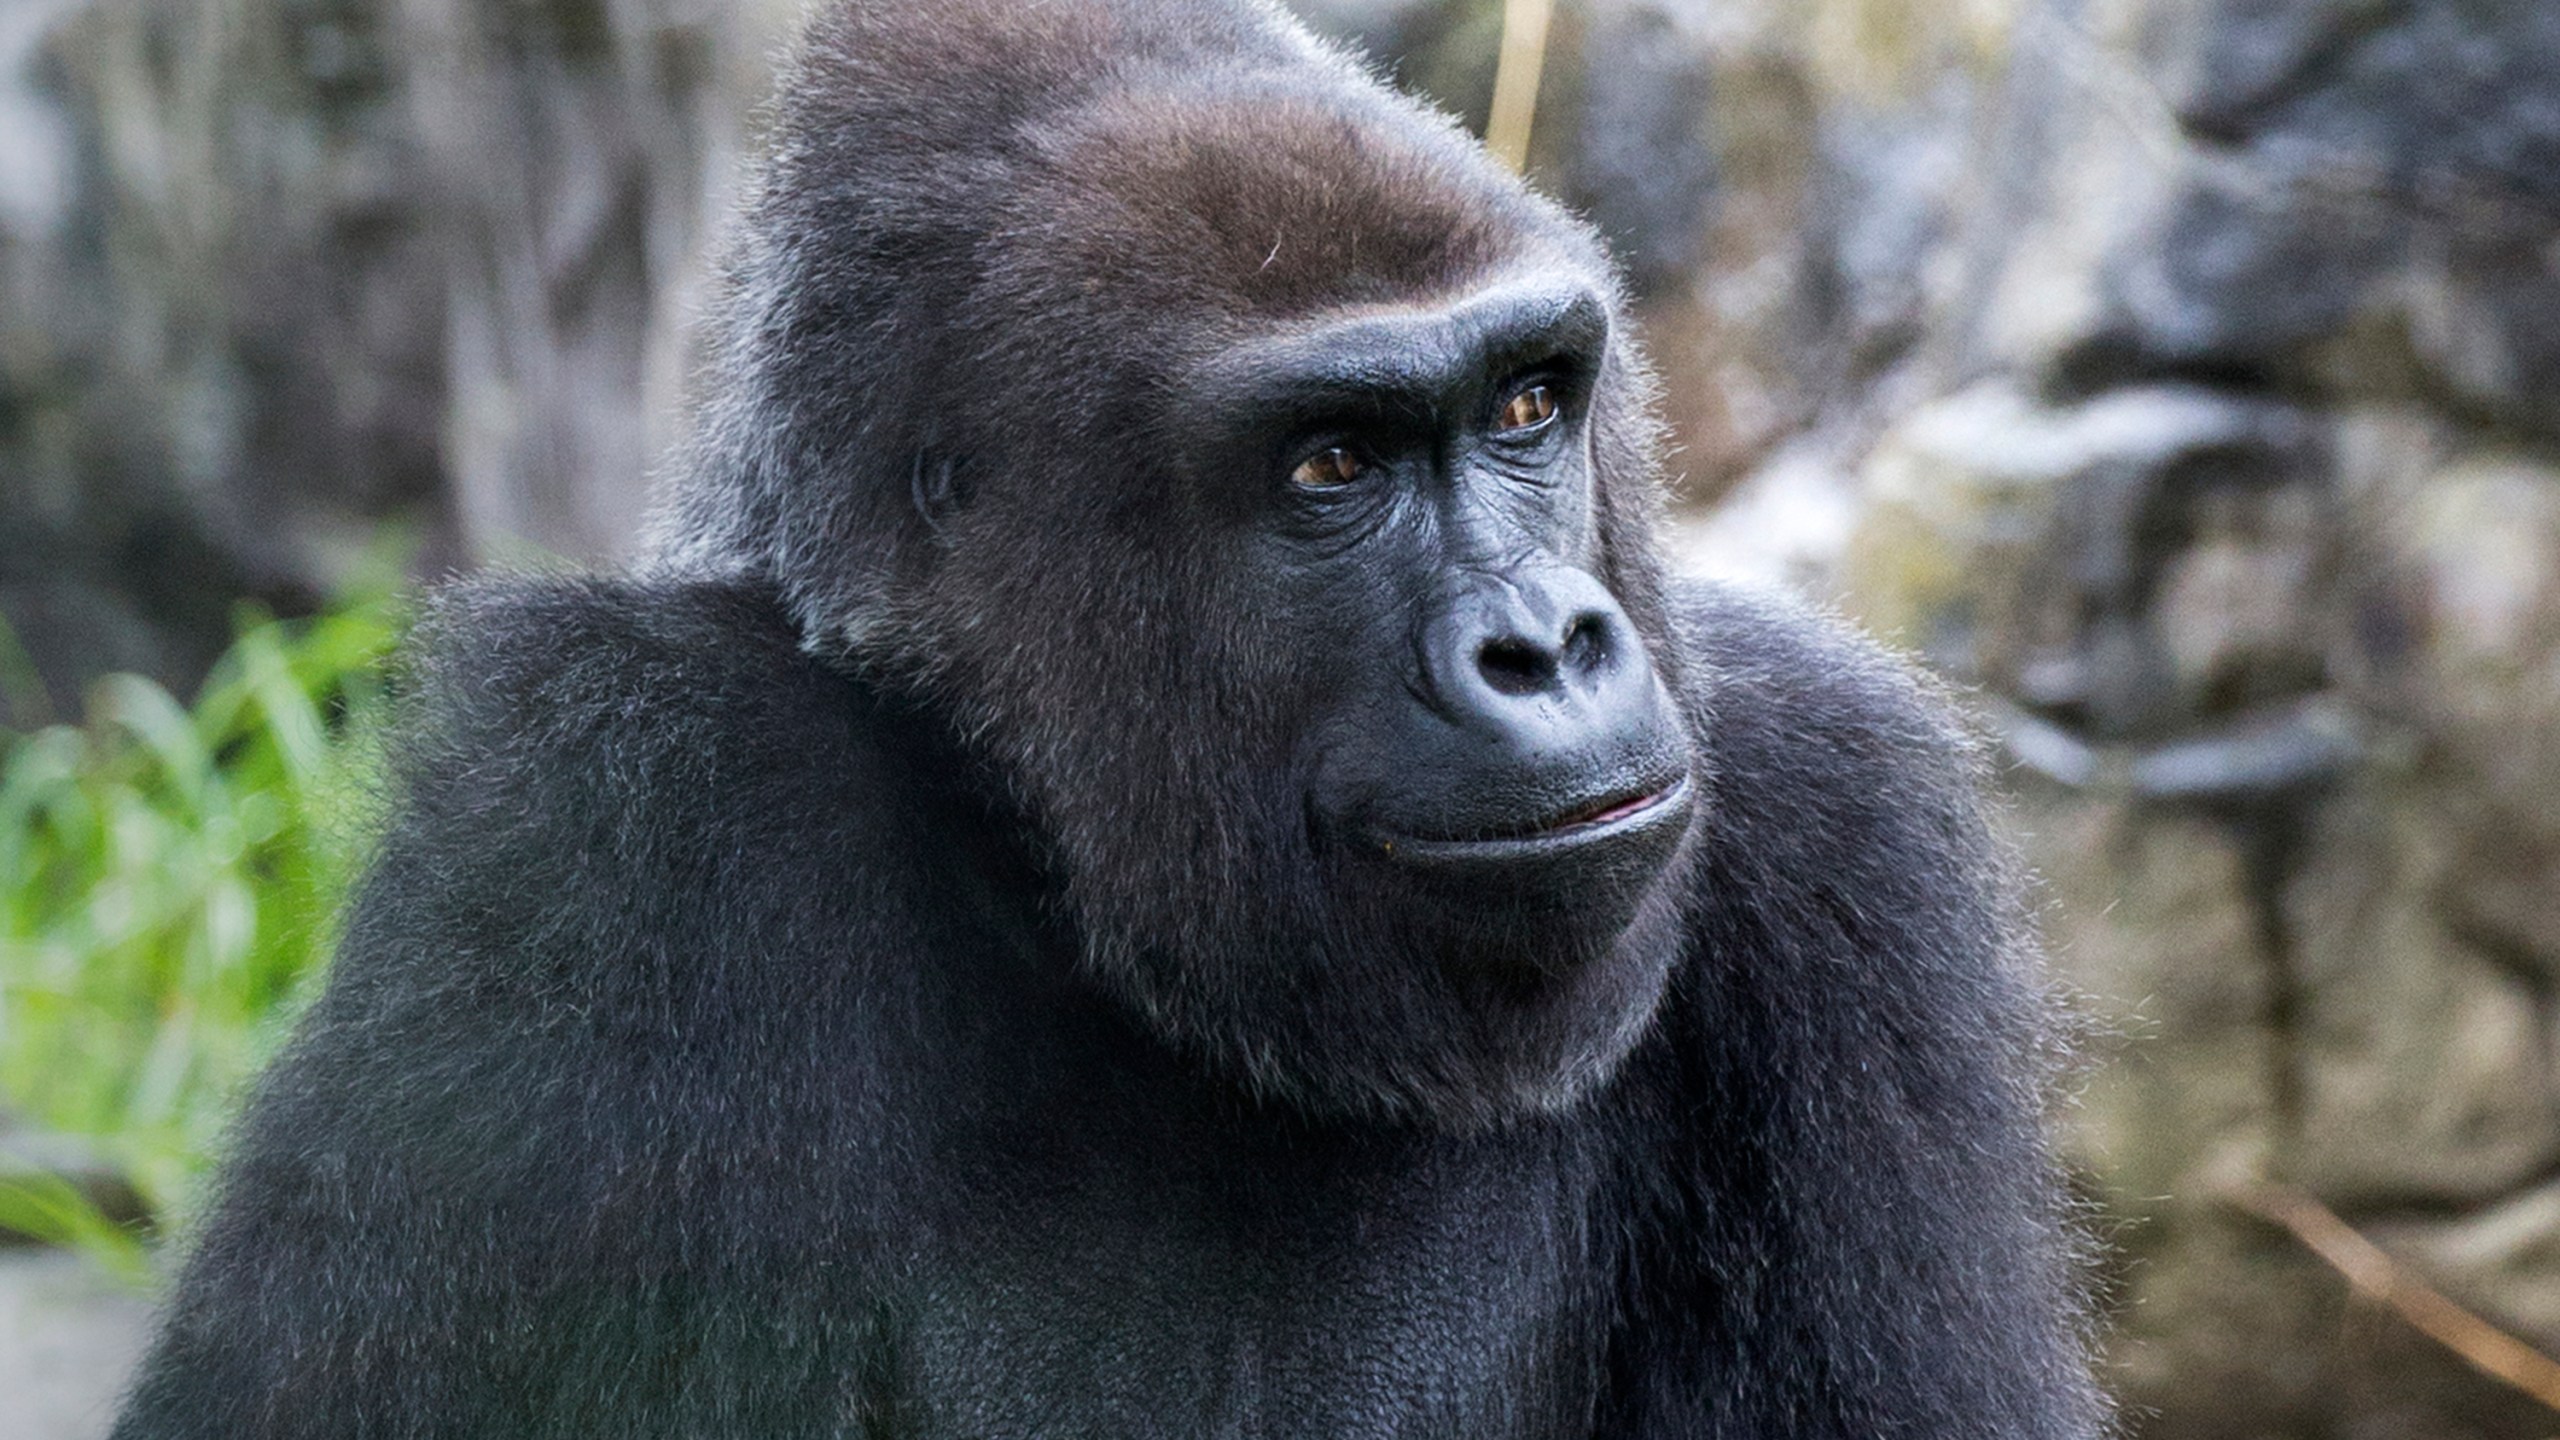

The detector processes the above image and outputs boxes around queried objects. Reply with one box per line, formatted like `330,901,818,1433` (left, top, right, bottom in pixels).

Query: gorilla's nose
1473,607,1611,698
1428,568,1655,746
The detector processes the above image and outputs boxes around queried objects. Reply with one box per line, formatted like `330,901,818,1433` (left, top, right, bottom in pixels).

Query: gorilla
113,1,2104,1435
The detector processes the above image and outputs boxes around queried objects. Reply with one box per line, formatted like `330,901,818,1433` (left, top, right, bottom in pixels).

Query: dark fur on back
114,0,2105,1434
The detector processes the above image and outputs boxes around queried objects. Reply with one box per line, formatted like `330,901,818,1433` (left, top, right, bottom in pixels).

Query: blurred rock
2281,781,2560,1210
0,0,795,719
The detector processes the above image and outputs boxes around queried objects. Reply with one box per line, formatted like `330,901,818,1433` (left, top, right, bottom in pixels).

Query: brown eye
1291,446,1363,489
1498,384,1556,434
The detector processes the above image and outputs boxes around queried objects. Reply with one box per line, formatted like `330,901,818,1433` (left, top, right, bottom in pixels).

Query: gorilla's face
780,78,1702,1126
1198,277,1697,934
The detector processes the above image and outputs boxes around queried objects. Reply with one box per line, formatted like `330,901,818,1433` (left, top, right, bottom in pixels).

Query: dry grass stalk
1485,0,1555,173
2230,1183,2560,1414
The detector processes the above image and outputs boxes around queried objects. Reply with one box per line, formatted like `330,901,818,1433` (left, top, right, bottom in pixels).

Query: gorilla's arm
110,578,926,1439
1601,583,2104,1439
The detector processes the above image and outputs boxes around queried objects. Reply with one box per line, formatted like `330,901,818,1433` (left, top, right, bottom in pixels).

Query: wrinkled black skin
113,1,2104,1437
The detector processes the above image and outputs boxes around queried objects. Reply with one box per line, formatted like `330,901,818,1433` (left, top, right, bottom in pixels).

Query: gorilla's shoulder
402,571,827,758
1669,577,1983,777
416,569,796,667
362,574,919,956
391,572,866,819
241,577,936,1227
1664,576,2009,923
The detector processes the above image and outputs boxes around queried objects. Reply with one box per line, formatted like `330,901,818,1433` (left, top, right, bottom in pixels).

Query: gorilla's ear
910,452,973,540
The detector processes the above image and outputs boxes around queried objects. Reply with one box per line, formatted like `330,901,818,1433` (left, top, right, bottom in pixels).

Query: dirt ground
0,1247,151,1440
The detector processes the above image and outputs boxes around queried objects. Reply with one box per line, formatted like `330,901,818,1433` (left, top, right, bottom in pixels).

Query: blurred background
3,0,2558,1435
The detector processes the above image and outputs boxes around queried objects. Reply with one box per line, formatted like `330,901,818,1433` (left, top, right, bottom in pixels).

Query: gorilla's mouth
1541,782,1684,834
1371,772,1695,871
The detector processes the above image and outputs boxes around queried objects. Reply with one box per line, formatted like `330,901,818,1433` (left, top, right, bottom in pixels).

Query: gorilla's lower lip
1369,773,1695,868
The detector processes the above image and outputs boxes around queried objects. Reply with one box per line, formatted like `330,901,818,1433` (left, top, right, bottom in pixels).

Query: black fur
113,1,2103,1435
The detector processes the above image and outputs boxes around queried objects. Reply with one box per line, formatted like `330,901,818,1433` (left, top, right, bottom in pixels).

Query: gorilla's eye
1291,446,1364,489
1497,383,1557,435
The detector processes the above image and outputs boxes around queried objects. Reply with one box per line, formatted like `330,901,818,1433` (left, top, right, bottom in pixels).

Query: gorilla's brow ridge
1190,278,1609,422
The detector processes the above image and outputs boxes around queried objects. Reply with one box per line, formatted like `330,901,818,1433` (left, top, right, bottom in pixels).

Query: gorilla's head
656,0,1701,1127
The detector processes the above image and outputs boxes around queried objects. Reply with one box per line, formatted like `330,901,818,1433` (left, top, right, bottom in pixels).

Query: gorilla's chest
882,1090,1609,1437
894,1216,1601,1436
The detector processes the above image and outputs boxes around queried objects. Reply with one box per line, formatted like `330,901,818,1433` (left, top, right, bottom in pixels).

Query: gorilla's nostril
1476,636,1556,697
1561,613,1610,673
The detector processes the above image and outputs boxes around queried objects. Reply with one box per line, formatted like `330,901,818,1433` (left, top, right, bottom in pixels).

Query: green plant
0,594,402,1274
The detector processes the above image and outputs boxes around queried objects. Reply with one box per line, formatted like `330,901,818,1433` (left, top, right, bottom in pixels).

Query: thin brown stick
1485,0,1556,173
2227,1183,2560,1414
